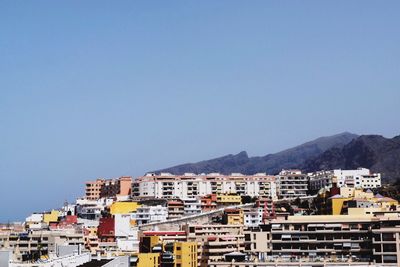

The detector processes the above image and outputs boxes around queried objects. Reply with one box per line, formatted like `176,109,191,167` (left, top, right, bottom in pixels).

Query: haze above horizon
1,1,399,221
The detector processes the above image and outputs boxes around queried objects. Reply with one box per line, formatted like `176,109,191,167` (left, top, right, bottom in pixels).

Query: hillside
302,135,400,181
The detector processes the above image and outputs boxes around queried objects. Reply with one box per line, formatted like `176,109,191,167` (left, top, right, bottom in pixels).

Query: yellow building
140,236,161,253
172,242,198,267
375,197,398,209
330,195,351,215
43,210,59,224
330,188,399,215
223,208,244,225
132,253,160,267
133,241,197,267
354,188,374,199
110,201,140,215
216,194,241,205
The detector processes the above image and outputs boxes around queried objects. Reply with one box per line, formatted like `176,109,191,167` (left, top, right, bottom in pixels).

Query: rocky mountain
155,132,358,175
302,135,400,182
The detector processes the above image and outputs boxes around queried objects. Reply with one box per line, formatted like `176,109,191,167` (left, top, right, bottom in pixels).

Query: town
1,167,399,267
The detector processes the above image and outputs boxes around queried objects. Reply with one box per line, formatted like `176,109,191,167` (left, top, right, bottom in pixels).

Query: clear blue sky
0,1,399,221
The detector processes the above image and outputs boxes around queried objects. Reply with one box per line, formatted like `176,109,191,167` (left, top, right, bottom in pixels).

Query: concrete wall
0,250,11,267
102,256,129,267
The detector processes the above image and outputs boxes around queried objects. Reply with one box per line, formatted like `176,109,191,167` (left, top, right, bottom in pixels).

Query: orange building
118,176,132,196
201,194,217,211
85,176,133,200
86,179,105,200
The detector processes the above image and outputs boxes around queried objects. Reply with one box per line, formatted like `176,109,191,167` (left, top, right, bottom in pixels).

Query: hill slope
155,132,358,175
302,135,400,181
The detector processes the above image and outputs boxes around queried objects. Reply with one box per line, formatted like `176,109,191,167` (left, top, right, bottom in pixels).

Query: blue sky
0,1,399,221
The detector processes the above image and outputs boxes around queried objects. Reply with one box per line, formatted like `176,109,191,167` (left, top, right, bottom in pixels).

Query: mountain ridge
154,132,359,175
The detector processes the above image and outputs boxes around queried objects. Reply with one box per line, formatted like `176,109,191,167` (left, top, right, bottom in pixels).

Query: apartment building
0,230,84,262
162,241,198,267
183,224,245,267
168,199,185,219
372,217,400,265
308,170,334,192
182,198,202,216
83,226,99,254
132,173,277,199
85,176,133,200
85,179,105,200
133,238,198,267
130,253,160,267
110,201,140,215
255,197,275,222
25,213,45,230
244,227,271,262
139,231,188,244
309,168,381,191
114,214,137,237
316,187,399,215
201,194,217,211
276,169,308,199
216,194,241,205
135,205,168,225
223,209,243,225
243,207,263,227
334,168,381,188
76,202,103,221
97,217,115,243
267,214,400,265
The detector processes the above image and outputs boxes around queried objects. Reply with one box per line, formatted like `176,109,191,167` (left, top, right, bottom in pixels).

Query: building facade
132,173,277,199
309,168,381,191
276,170,308,199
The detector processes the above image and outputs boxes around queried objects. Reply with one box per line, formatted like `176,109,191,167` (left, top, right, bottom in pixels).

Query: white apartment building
114,214,137,238
309,168,381,191
334,168,381,189
243,207,263,227
132,172,277,199
308,170,334,192
114,214,139,252
182,198,202,215
25,213,45,230
135,205,168,225
276,169,308,199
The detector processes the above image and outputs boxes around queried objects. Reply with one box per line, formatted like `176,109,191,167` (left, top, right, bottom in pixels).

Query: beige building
267,214,400,265
0,230,85,262
183,224,245,267
276,170,308,199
